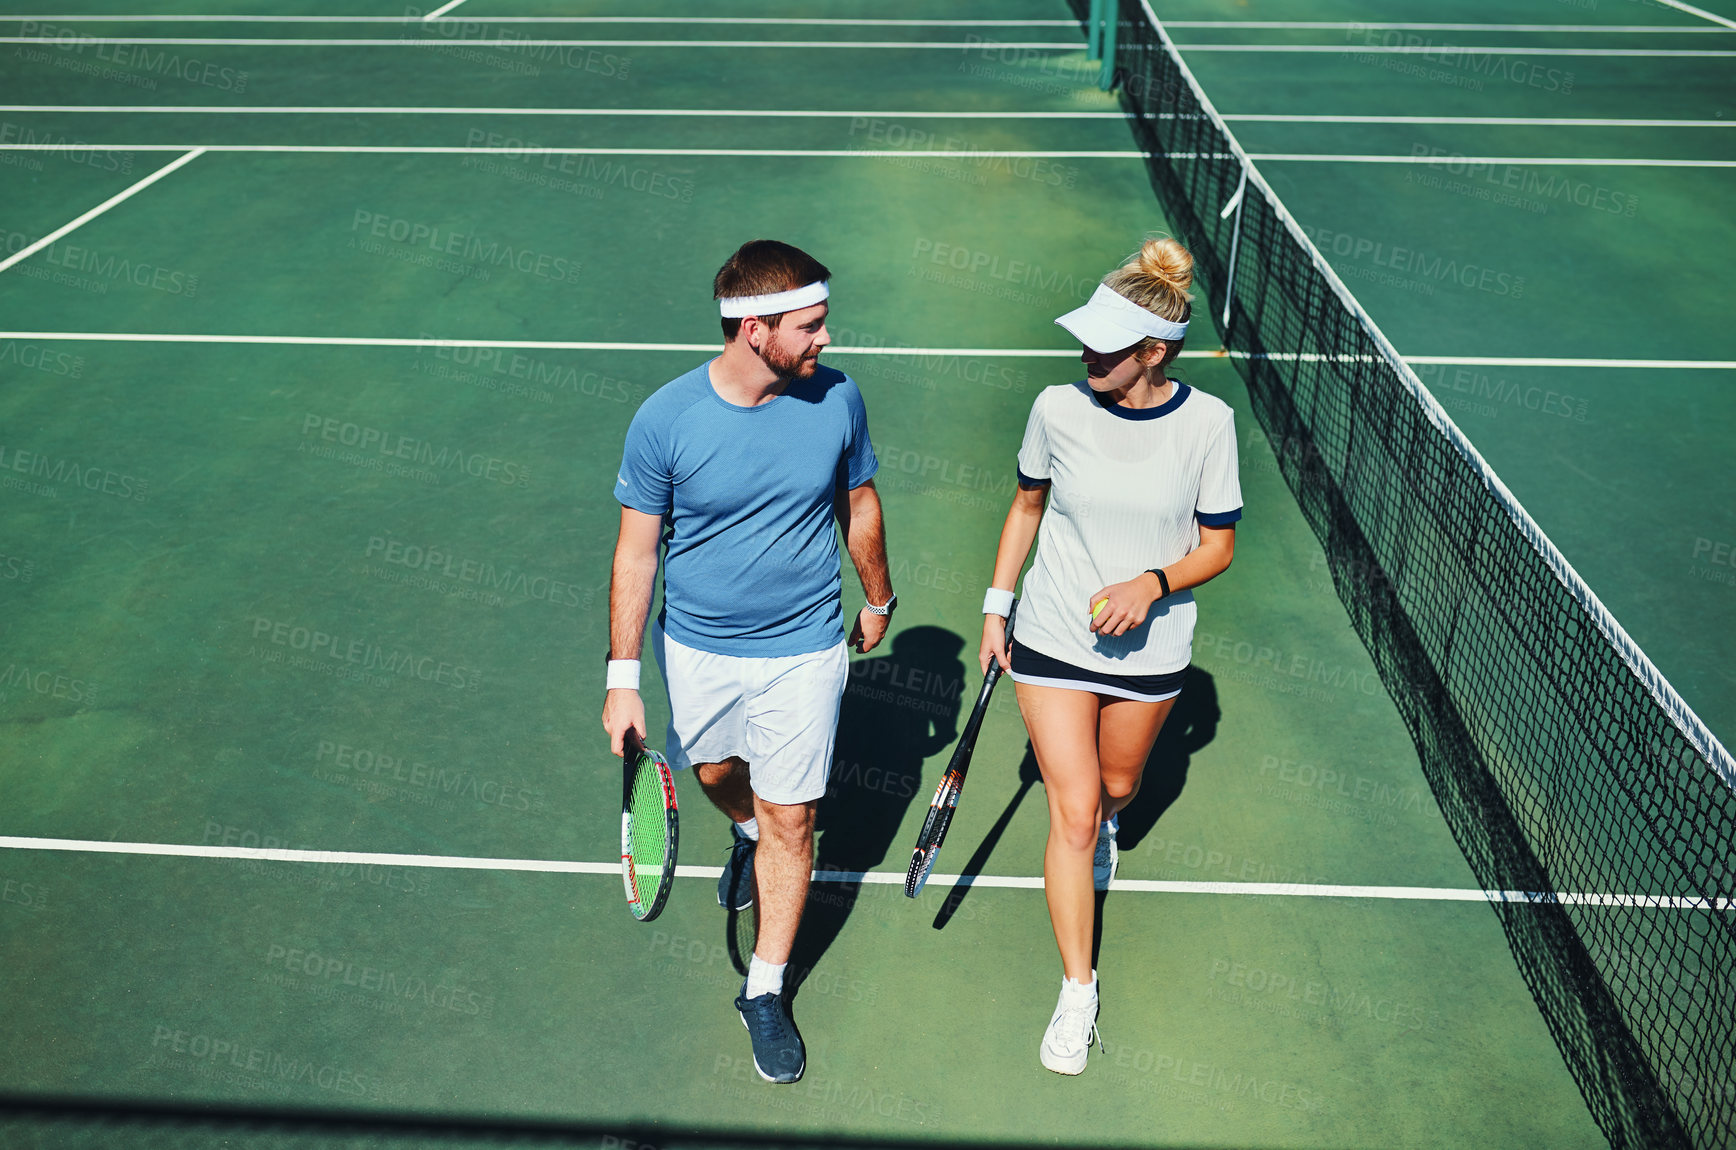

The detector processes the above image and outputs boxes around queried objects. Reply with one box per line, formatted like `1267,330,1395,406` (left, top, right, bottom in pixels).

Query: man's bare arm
603,506,663,754
610,506,663,659
836,480,893,653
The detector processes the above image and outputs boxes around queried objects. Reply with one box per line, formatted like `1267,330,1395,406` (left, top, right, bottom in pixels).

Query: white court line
0,331,1080,356
1,16,1081,26
3,16,1723,31
0,105,1130,120
2,836,1728,910
0,334,1728,371
1165,21,1731,32
0,148,202,276
9,36,1728,55
1224,114,1735,128
1174,43,1736,55
6,107,1728,129
1225,351,1736,369
1260,154,1736,167
1405,355,1736,369
1650,0,1736,31
0,36,1084,49
0,143,1728,168
0,144,1143,158
421,0,469,21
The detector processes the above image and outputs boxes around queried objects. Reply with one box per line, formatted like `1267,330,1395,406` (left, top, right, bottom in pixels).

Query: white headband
718,279,829,319
1083,283,1188,340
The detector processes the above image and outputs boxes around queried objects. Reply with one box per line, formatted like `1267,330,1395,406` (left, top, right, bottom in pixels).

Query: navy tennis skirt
1010,642,1188,702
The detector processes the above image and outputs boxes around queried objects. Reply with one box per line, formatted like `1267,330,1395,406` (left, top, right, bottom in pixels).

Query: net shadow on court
1078,2,1736,1146
0,1095,1268,1150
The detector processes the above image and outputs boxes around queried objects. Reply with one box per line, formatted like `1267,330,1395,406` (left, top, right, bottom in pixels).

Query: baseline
2,835,1728,909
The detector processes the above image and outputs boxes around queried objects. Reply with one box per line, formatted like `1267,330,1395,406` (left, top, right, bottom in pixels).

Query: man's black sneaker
735,984,805,1084
718,824,757,910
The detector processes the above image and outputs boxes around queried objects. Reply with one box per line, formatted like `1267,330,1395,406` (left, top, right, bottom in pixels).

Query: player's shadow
1093,666,1221,968
1115,666,1221,850
930,740,1042,930
931,667,1222,937
776,626,964,998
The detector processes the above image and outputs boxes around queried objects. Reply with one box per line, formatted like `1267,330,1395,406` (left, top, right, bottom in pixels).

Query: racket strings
628,760,671,885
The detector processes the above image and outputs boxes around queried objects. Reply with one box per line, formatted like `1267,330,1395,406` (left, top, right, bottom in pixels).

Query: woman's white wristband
982,587,1015,617
606,659,641,692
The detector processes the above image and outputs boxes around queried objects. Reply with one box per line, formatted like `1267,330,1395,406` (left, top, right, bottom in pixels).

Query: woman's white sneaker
1093,817,1119,891
1039,975,1100,1074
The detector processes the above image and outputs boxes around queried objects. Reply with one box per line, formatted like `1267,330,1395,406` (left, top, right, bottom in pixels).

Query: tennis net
1071,3,1736,1147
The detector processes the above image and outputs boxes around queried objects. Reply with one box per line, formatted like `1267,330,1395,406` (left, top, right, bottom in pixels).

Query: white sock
1104,812,1119,835
1060,973,1098,1005
735,817,760,841
746,953,786,998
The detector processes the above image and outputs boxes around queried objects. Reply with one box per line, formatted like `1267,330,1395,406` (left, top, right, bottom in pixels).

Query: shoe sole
739,1009,804,1083
1040,1049,1088,1075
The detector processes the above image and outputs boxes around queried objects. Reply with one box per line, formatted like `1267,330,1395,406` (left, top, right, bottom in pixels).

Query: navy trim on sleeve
1196,507,1242,527
1017,468,1051,489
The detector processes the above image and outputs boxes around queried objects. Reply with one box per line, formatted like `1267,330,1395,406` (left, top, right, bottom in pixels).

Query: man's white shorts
651,623,849,806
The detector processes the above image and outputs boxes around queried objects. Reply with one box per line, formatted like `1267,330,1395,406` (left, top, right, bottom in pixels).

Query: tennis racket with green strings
621,727,679,922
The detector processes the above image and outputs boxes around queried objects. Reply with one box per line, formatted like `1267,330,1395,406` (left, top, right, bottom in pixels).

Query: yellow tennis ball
1092,598,1109,618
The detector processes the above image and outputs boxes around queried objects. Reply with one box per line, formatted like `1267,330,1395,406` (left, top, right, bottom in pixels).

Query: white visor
1054,283,1188,353
718,279,829,319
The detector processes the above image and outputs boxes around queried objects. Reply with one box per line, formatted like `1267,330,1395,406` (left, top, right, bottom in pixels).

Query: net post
1099,0,1118,89
1218,168,1249,335
1087,0,1103,59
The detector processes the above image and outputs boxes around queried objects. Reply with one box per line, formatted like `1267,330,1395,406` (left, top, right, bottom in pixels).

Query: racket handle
623,727,646,760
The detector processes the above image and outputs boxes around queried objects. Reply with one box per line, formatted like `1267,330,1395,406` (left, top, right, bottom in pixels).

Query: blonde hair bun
1100,235,1194,334
1135,237,1193,294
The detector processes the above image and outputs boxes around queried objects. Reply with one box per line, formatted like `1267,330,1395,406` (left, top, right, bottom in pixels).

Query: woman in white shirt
980,238,1242,1075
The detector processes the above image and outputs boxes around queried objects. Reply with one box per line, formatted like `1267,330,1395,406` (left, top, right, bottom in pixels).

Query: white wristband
982,587,1015,617
606,659,641,692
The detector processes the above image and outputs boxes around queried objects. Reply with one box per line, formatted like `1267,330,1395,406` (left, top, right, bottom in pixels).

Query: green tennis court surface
1,1,1730,1147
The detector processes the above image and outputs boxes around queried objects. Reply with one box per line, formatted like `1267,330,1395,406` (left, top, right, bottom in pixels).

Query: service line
0,333,1728,371
0,36,1084,49
5,107,1730,129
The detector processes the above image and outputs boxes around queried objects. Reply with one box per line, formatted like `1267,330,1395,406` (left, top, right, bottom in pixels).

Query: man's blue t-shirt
615,360,879,657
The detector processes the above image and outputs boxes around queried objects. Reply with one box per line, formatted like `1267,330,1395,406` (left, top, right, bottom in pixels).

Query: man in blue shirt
602,240,894,1084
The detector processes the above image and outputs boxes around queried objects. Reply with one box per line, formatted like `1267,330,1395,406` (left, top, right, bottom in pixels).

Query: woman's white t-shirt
1014,380,1243,676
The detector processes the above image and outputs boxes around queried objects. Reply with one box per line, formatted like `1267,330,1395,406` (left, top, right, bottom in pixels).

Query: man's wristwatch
864,593,898,616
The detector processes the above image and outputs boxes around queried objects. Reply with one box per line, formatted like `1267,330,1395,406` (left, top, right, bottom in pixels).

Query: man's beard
761,340,818,380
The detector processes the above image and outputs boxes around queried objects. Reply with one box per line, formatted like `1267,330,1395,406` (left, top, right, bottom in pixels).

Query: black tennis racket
905,600,1015,897
621,727,679,922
